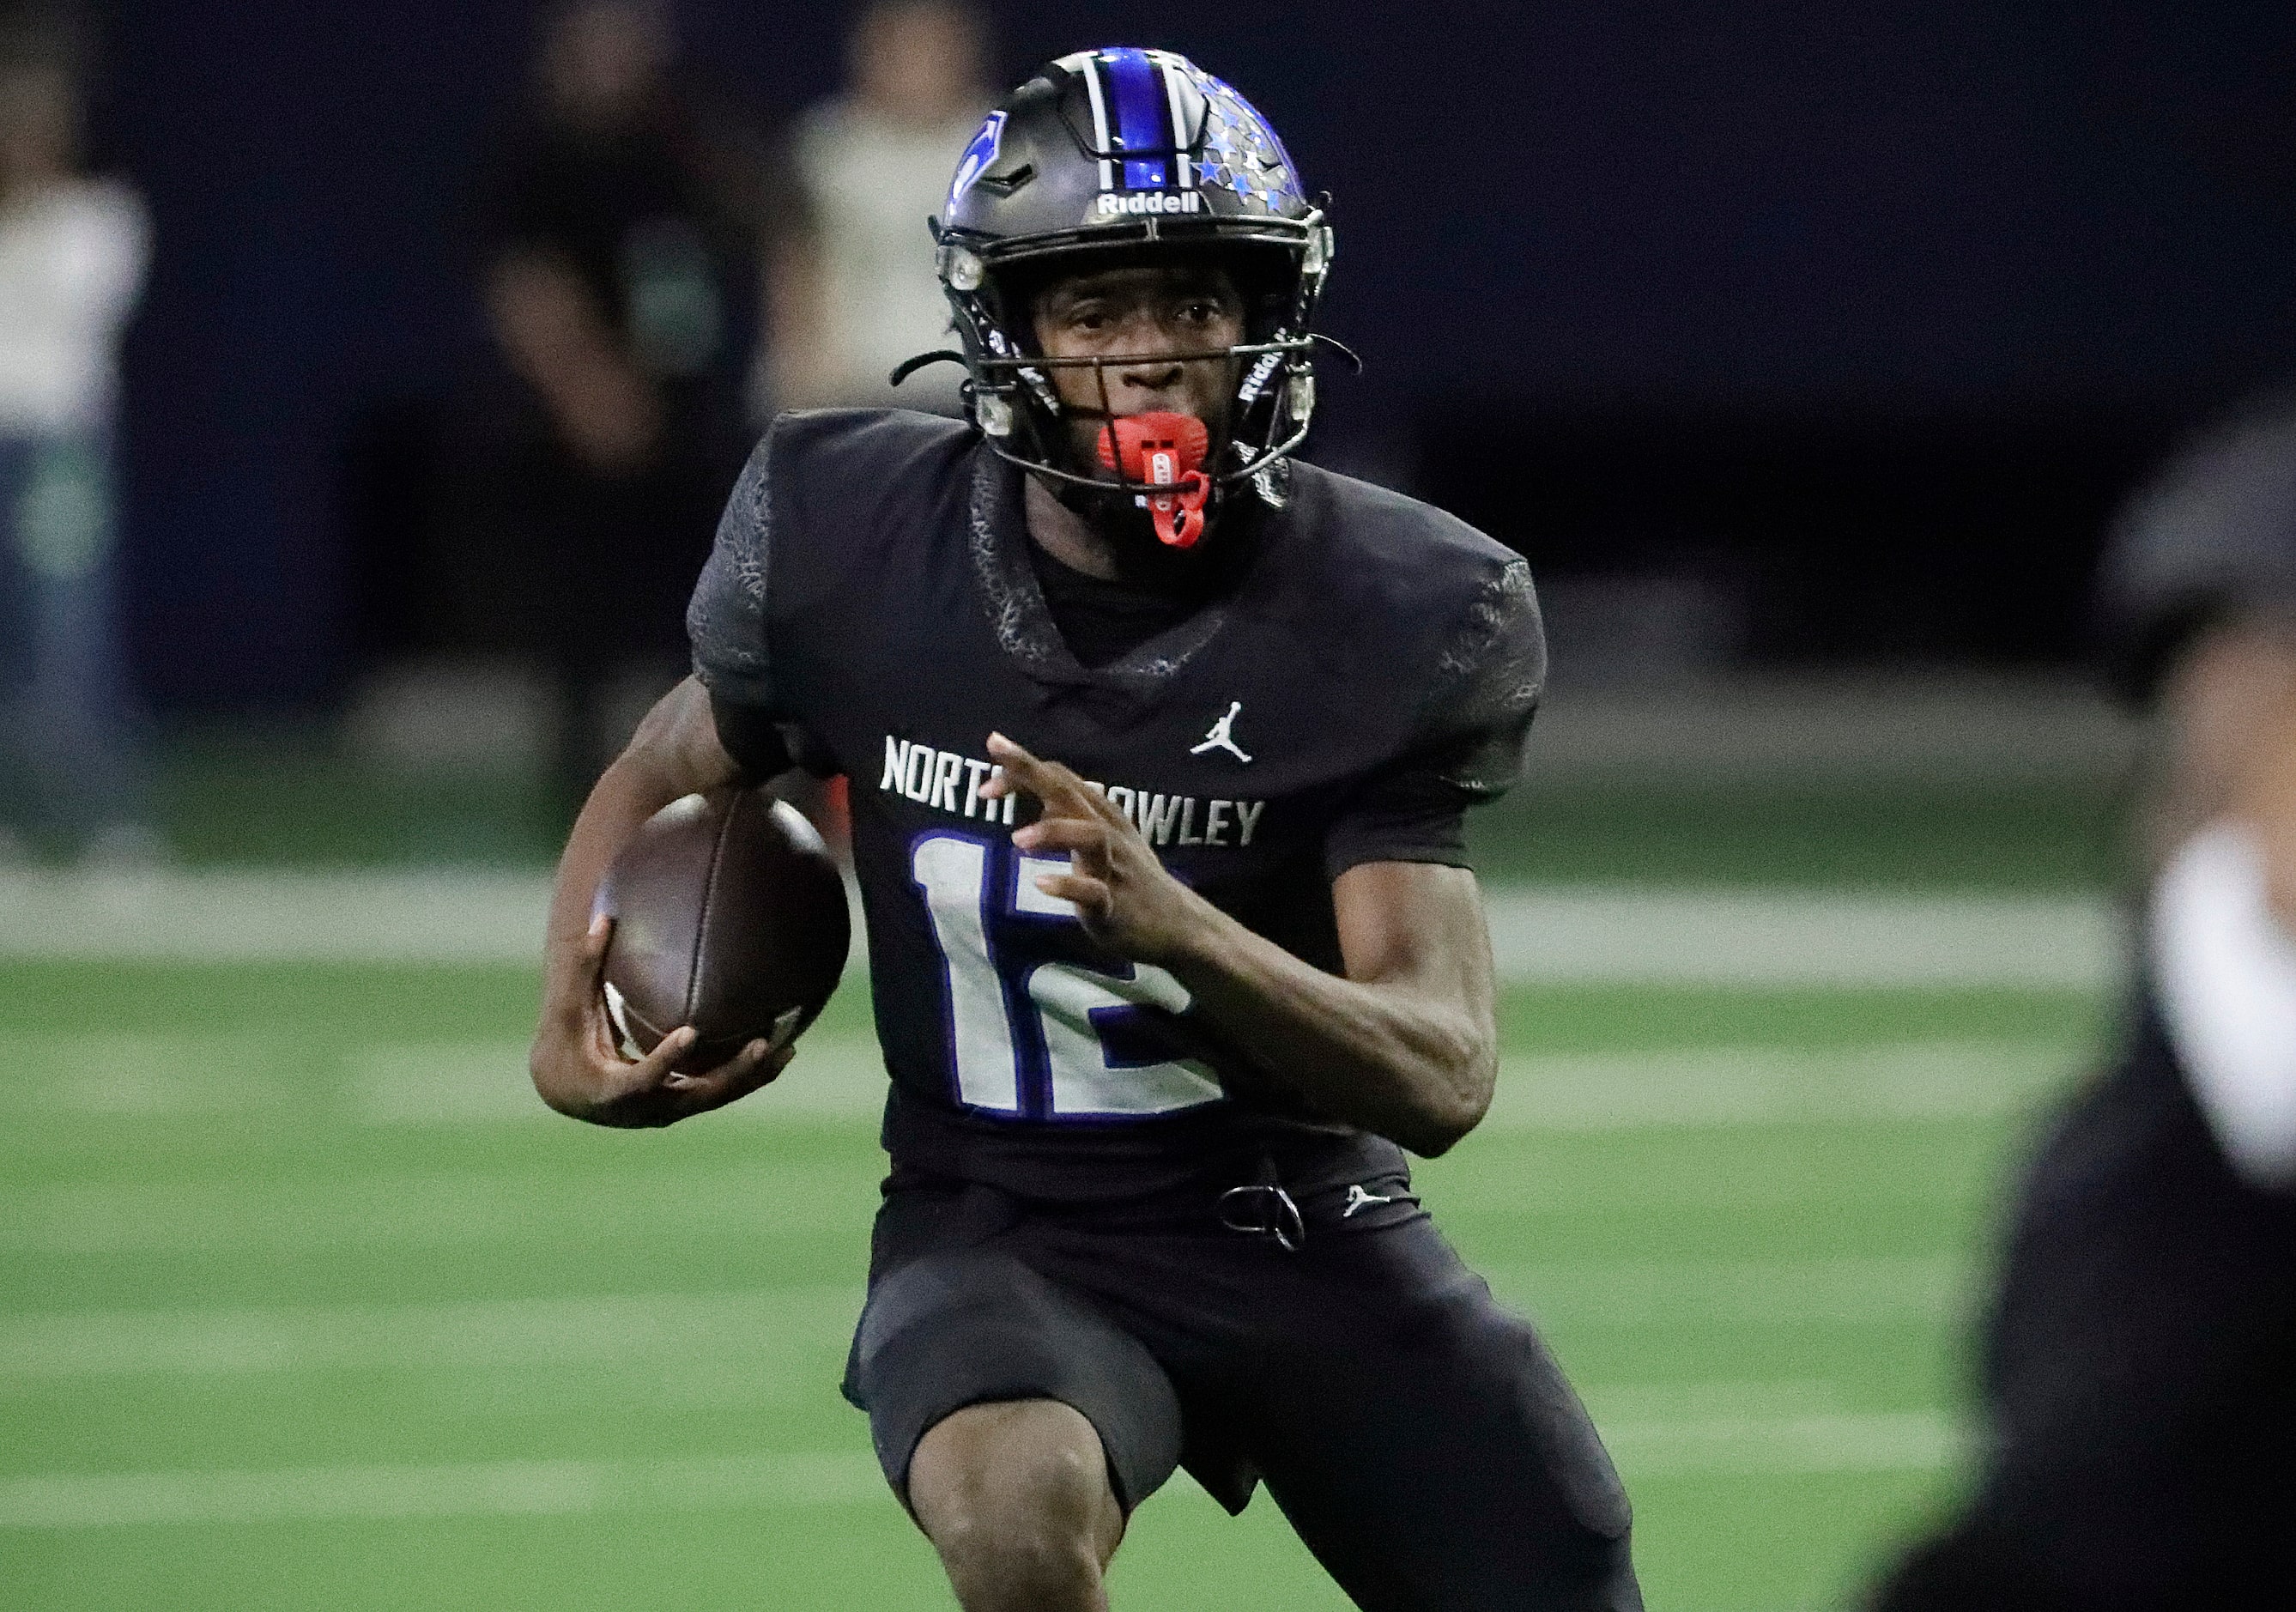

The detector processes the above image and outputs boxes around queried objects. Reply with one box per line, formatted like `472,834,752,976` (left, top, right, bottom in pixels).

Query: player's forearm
544,689,746,955
544,761,681,954
533,682,748,1116
1165,906,1495,1157
530,761,687,1118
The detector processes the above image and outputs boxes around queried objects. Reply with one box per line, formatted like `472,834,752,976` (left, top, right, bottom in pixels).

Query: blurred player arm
1198,857,1499,1160
486,248,660,475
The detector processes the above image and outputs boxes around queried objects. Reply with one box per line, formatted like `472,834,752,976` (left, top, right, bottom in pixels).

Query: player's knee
936,1511,1102,1610
909,1399,1118,1608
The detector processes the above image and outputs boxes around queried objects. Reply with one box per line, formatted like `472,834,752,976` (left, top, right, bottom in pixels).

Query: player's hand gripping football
984,731,1219,967
531,913,792,1128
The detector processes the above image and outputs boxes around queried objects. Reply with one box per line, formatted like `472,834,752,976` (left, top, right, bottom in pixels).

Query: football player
1870,403,2296,1609
530,48,1641,1611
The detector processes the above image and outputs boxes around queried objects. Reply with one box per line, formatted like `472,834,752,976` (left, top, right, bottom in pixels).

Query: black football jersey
688,409,1544,1198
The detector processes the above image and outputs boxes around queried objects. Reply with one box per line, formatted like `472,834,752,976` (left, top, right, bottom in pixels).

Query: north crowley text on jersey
880,736,1267,848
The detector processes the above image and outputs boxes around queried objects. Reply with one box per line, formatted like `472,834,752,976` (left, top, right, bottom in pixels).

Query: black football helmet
916,47,1337,525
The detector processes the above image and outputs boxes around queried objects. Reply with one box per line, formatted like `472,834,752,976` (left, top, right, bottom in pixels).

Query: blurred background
3,0,2287,1607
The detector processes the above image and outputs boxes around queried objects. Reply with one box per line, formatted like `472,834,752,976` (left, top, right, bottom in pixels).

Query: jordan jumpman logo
1190,701,1251,763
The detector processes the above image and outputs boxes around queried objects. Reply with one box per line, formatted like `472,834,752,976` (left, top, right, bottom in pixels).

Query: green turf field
0,952,2112,1610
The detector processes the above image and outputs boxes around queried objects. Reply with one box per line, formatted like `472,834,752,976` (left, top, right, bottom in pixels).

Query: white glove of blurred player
2152,823,2296,1188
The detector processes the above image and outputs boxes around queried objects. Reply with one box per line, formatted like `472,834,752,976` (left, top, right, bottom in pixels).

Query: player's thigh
845,1240,1185,1518
1249,1222,1641,1612
909,1398,1124,1569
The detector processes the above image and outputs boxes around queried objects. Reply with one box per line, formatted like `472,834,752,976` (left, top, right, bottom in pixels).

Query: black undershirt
1024,533,1210,670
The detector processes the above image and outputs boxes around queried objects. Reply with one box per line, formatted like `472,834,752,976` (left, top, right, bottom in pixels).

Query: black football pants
843,1156,1643,1612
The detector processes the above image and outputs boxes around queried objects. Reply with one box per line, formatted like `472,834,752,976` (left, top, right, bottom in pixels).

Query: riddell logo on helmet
1096,191,1206,216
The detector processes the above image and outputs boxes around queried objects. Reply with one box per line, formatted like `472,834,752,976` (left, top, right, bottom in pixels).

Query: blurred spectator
0,10,154,863
447,0,799,819
1871,398,2296,1609
767,0,987,416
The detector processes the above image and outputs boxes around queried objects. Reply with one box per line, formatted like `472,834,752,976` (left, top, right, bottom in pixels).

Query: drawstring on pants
1218,1154,1306,1252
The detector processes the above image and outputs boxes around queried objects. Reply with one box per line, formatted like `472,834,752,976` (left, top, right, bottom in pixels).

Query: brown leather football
593,788,849,1076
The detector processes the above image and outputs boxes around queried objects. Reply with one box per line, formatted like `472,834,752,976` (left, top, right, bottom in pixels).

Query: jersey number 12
912,833,1224,1119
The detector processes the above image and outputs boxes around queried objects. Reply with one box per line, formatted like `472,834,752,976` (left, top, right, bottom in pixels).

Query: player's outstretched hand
984,731,1219,967
530,913,793,1128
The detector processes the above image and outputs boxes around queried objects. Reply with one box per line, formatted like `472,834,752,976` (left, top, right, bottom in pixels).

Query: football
593,787,850,1075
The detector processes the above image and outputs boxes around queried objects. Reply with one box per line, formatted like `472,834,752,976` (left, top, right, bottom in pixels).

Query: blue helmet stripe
1101,48,1171,189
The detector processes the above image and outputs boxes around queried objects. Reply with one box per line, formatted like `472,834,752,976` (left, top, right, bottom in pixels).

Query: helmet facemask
952,241,1312,542
940,228,1330,542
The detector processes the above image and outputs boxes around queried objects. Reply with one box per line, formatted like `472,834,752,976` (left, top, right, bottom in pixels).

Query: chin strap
1095,413,1213,548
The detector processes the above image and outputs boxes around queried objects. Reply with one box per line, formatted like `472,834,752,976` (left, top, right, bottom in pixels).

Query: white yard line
0,1035,2076,1257
1481,1039,2082,1130
0,1451,888,1530
1519,672,2134,786
345,1037,894,1124
1482,1256,1969,1327
1601,1409,1961,1476
0,1288,862,1380
0,1160,867,1257
0,869,556,964
0,1261,1966,1384
0,1405,1957,1530
0,1033,2085,1130
345,1036,2075,1130
1478,887,2116,991
0,1150,1998,1256
0,869,2116,989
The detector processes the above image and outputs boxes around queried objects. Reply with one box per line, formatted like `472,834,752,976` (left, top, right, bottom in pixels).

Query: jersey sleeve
1321,775,1471,878
687,425,793,777
2096,397,2296,705
1324,555,1547,881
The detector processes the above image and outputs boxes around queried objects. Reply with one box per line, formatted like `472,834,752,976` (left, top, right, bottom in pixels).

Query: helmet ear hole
975,162,1033,197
